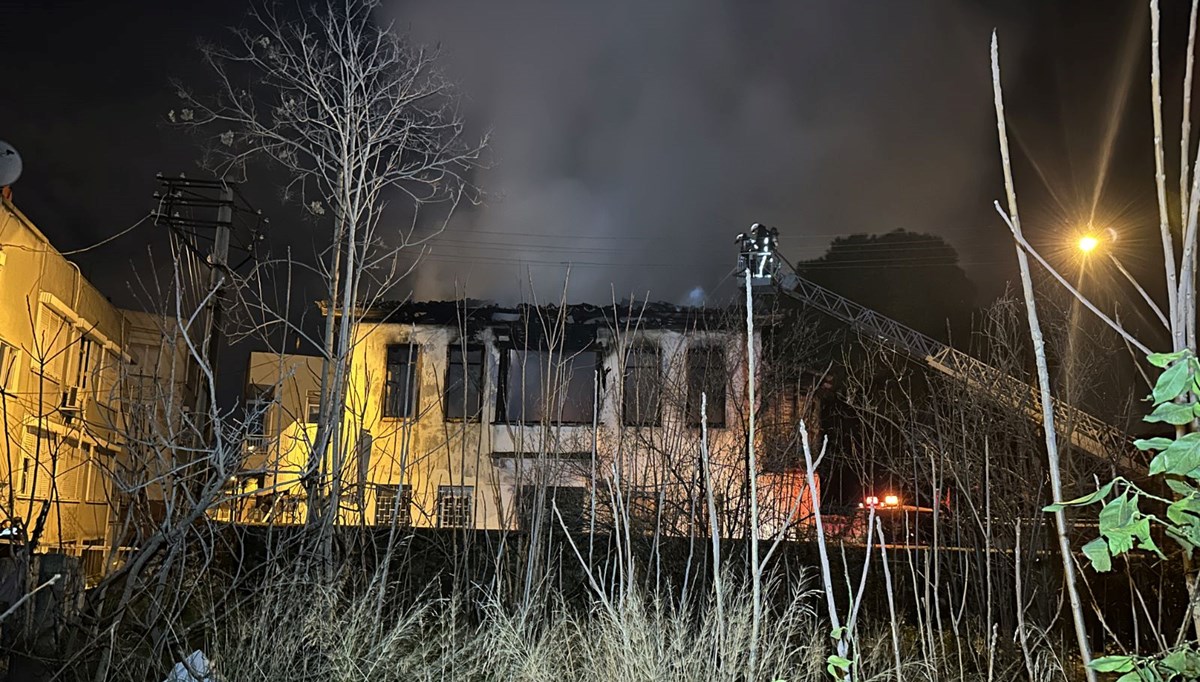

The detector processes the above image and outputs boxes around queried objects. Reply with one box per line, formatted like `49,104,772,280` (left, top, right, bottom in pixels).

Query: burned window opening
497,346,599,425
383,344,420,419
686,345,727,427
445,344,485,421
623,346,662,427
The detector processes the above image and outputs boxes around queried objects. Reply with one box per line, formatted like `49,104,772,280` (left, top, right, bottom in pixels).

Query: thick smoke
392,0,1020,305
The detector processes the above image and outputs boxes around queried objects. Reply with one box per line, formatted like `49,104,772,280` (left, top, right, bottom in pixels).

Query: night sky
0,0,1189,348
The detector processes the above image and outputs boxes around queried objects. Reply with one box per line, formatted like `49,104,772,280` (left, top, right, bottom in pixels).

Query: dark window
686,346,727,427
517,485,587,533
623,347,661,426
500,349,597,424
304,390,321,424
383,344,419,418
445,345,484,421
375,483,412,526
437,485,473,528
761,379,804,472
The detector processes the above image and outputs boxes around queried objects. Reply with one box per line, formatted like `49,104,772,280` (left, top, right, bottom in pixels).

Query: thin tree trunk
742,270,762,674
991,31,1098,681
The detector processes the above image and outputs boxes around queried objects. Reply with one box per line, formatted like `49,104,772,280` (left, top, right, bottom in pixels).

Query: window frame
382,343,420,420
436,485,474,528
686,345,727,428
444,343,485,422
33,306,71,382
374,483,413,527
622,345,663,427
497,347,599,426
244,384,274,450
0,338,16,393
304,389,322,424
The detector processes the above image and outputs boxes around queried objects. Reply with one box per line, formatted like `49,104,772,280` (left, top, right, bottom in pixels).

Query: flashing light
1078,235,1099,253
883,494,900,507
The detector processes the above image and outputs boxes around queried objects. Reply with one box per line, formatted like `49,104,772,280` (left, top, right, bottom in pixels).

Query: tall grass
188,562,1073,682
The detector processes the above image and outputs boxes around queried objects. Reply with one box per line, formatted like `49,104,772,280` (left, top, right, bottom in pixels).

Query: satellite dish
0,140,22,187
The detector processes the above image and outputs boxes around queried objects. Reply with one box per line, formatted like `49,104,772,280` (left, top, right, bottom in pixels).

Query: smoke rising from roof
392,0,1020,305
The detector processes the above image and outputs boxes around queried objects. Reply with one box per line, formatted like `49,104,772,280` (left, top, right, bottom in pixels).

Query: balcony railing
242,434,272,455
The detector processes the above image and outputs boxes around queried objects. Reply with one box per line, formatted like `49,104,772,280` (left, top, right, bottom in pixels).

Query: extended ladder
735,224,1138,473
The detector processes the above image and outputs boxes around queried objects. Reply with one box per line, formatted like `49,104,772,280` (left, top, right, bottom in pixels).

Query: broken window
686,345,727,427
375,483,412,526
623,346,662,426
445,344,484,421
437,485,474,528
383,343,420,418
761,377,813,472
500,349,597,425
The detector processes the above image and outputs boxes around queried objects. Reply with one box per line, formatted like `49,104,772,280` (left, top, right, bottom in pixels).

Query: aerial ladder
735,223,1142,476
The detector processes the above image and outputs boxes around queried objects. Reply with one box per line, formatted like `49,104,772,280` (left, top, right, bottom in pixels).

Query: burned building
237,300,821,539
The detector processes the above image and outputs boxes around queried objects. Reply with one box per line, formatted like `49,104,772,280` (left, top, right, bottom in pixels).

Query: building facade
0,197,195,563
239,301,820,539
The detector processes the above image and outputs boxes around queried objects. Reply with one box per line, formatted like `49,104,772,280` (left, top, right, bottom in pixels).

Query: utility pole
152,176,263,445
192,185,232,433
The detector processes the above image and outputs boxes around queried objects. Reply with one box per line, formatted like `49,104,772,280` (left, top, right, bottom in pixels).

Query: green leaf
1161,648,1200,676
1044,480,1116,512
1154,361,1192,404
1167,495,1200,524
1146,401,1198,425
1090,654,1135,673
1166,525,1200,557
1149,350,1190,368
1082,537,1113,572
826,654,852,678
1132,517,1165,558
1136,437,1174,452
829,626,846,641
1099,493,1135,532
1167,479,1198,497
1150,433,1200,476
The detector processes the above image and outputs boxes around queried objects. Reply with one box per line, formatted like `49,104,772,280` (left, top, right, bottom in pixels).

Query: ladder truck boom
735,223,1141,476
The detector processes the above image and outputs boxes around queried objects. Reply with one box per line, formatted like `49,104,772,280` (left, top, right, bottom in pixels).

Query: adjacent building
237,300,821,539
0,197,196,568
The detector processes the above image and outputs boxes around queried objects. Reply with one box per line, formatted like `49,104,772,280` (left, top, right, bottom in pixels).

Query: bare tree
173,0,486,539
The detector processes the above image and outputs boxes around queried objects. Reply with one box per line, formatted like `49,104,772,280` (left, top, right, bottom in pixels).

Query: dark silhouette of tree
799,229,977,343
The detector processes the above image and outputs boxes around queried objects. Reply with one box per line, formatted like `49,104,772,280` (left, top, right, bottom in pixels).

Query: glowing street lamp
1074,226,1171,330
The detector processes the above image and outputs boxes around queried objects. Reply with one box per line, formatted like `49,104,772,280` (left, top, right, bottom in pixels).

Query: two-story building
0,197,196,568
238,300,820,539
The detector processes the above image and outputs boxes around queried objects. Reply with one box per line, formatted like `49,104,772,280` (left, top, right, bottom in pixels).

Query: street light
1075,227,1171,330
